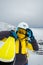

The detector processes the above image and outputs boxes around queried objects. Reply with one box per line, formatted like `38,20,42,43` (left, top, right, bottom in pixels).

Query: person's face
17,28,27,39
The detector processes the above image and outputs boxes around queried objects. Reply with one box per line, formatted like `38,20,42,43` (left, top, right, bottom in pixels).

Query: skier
14,22,39,65
0,30,17,65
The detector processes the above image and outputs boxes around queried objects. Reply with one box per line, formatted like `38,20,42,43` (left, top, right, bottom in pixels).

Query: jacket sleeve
30,36,39,51
26,28,39,51
26,36,39,51
26,40,34,51
0,30,18,40
0,31,10,40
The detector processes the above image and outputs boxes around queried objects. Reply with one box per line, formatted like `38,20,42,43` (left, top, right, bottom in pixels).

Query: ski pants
15,54,28,65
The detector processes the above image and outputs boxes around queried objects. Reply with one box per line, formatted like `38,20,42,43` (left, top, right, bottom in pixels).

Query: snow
31,28,43,41
28,50,43,65
28,28,43,65
0,22,15,31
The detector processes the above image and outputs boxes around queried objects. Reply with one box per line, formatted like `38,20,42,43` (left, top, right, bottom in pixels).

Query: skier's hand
26,28,33,38
10,30,18,39
26,28,34,42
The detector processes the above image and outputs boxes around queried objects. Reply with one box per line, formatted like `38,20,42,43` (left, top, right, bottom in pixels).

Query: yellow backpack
0,36,15,62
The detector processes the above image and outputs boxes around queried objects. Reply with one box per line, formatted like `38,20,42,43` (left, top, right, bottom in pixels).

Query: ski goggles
17,28,27,35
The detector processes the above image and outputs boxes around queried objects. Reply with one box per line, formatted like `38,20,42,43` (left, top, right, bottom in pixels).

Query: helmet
17,22,29,29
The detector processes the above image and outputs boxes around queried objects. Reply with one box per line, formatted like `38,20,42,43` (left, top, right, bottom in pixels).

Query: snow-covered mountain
0,22,15,31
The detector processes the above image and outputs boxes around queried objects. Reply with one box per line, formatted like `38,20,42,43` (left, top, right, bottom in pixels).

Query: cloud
0,0,43,27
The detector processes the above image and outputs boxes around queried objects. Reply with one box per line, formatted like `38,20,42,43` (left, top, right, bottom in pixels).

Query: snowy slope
31,28,43,41
0,22,15,31
28,28,43,65
28,51,43,65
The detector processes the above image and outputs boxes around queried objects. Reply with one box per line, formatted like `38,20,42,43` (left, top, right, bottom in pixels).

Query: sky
0,0,43,27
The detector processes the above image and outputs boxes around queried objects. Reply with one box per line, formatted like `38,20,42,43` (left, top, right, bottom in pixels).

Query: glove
26,28,34,42
10,30,18,39
26,28,33,43
26,28,33,38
